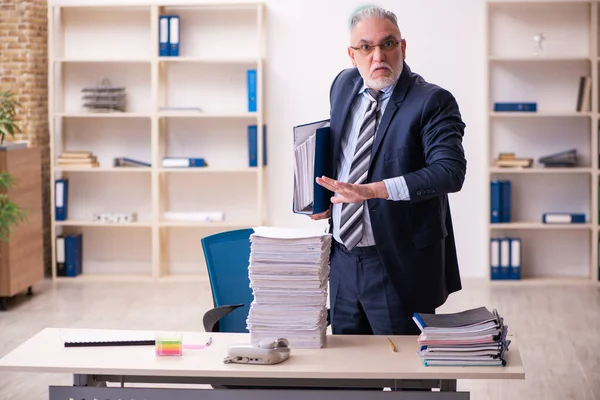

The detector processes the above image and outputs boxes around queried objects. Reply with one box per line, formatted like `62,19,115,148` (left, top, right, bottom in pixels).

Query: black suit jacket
329,62,467,311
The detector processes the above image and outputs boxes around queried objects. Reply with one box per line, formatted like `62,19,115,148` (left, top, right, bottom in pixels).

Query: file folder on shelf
510,238,521,280
159,15,169,56
247,69,257,112
65,234,82,277
56,236,66,277
168,15,180,56
490,238,500,280
293,119,332,215
248,124,267,167
542,212,585,224
55,178,68,221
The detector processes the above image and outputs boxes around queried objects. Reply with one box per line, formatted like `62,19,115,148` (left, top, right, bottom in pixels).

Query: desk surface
0,328,525,380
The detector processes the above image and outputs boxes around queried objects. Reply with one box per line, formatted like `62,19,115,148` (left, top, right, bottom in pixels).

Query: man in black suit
312,6,467,335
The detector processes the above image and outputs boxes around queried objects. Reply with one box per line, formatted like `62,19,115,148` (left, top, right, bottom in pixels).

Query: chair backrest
201,228,254,333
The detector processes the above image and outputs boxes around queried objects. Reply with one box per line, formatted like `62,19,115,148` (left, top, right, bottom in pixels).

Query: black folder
293,119,332,215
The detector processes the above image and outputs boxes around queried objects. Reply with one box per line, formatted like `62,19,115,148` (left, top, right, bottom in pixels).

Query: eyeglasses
349,39,401,55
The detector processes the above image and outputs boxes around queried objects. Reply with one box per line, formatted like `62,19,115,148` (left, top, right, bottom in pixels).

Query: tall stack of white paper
246,226,332,349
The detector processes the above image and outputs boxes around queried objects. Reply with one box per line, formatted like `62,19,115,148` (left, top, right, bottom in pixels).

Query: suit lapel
332,74,363,177
370,62,411,167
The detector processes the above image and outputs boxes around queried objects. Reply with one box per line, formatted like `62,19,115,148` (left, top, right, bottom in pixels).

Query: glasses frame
349,39,402,55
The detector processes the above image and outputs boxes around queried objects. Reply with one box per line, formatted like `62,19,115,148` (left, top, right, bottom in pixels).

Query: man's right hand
309,208,331,221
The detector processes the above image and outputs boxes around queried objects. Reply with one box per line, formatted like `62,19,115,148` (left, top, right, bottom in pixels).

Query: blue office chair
201,228,254,333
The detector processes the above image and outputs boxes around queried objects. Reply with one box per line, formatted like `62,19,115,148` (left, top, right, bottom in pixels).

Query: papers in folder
413,306,511,367
293,119,332,215
246,226,332,348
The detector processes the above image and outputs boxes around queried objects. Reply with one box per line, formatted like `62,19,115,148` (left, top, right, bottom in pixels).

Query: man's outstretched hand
315,176,388,204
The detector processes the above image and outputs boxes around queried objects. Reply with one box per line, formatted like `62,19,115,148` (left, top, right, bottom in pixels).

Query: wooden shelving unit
486,1,599,283
48,2,267,281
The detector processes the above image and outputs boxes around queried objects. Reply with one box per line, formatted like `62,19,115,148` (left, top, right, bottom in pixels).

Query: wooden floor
0,278,599,399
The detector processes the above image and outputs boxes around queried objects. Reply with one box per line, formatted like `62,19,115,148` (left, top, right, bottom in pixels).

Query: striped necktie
339,88,382,250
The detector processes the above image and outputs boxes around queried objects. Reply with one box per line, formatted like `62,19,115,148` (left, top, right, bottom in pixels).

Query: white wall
50,0,490,278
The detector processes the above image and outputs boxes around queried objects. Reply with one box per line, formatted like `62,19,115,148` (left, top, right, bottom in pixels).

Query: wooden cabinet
0,146,44,309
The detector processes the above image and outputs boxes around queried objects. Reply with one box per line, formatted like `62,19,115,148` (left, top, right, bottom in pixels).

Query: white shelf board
163,2,261,9
159,167,258,173
55,220,152,227
56,112,152,119
54,167,151,173
159,220,259,228
489,167,593,174
488,56,591,62
55,58,151,63
489,112,592,118
158,57,260,64
158,111,258,119
490,222,592,230
489,277,593,285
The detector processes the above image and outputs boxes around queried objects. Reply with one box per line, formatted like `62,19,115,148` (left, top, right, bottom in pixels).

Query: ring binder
292,119,332,215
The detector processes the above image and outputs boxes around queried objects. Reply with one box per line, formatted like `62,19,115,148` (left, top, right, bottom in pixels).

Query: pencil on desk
387,337,398,352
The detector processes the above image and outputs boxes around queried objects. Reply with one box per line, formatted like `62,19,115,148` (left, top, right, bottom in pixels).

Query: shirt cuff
383,176,411,201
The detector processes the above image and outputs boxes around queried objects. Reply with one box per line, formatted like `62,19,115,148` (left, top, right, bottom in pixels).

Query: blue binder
490,179,511,223
292,119,332,215
499,238,510,279
509,238,521,280
490,238,501,280
248,124,267,167
500,180,511,222
65,234,82,277
490,180,501,223
542,213,585,224
168,15,180,56
247,69,257,112
55,178,68,221
493,102,537,112
162,157,207,167
159,15,169,56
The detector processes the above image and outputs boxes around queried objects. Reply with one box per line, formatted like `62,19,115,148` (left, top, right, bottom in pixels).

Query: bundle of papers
246,226,332,349
413,306,511,367
538,148,577,168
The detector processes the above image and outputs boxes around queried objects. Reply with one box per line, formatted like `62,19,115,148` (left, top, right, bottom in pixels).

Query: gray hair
350,6,401,36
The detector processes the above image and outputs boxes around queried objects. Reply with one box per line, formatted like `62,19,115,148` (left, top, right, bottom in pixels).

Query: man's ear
401,39,407,60
347,47,357,67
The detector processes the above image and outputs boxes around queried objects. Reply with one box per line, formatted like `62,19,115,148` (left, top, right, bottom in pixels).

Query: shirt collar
359,79,396,100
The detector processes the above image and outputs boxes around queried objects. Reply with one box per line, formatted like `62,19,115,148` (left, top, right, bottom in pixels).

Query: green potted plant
0,90,26,240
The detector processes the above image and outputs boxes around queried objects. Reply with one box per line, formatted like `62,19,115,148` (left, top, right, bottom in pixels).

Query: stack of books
57,151,99,168
413,306,510,367
494,153,532,168
246,226,332,349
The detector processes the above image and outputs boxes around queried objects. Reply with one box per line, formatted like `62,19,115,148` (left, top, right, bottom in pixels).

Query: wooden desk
0,328,525,399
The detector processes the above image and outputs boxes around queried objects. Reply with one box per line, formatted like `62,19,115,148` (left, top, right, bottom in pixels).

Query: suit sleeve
401,88,467,203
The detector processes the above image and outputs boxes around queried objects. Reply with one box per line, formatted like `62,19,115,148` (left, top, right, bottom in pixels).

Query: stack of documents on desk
413,306,511,367
246,226,332,349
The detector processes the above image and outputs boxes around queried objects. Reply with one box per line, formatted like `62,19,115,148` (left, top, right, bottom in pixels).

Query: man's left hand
316,176,388,204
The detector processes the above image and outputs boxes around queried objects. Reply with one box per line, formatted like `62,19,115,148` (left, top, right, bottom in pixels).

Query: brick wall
0,0,51,277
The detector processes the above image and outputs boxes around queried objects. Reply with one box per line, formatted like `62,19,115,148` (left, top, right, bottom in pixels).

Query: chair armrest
202,304,245,332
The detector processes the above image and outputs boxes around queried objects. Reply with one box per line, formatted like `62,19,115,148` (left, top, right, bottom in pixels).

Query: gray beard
359,61,403,90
